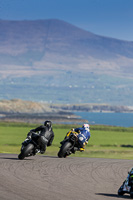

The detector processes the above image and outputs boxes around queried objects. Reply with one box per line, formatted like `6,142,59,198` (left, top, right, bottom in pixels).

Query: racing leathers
74,127,90,151
27,125,54,154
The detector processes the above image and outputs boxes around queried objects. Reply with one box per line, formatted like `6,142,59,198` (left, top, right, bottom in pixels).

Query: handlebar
66,130,79,137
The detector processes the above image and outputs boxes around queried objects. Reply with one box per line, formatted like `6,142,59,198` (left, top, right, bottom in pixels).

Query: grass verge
0,122,133,159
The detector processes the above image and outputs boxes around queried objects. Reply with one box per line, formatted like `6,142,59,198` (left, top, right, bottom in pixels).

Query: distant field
0,122,133,159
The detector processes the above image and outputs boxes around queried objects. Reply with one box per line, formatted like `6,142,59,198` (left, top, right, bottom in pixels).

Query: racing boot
79,143,85,152
40,146,46,154
34,149,40,155
79,147,85,152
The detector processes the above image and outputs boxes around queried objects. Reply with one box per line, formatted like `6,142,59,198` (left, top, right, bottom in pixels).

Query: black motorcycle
118,180,133,198
18,132,41,160
58,130,82,158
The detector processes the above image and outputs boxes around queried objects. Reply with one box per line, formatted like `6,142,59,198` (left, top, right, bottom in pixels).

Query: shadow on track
0,157,19,160
0,156,33,160
96,193,130,199
0,155,58,160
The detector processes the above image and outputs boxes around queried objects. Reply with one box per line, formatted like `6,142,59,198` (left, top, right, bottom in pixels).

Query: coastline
0,99,133,125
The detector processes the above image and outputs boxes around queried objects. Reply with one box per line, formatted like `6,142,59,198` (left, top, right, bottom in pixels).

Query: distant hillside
1,99,133,124
0,99,83,124
1,19,133,76
0,19,133,105
0,99,133,114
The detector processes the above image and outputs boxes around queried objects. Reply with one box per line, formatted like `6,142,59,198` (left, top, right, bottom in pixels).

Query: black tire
58,142,72,158
130,190,133,198
18,153,25,160
118,188,124,196
18,143,34,160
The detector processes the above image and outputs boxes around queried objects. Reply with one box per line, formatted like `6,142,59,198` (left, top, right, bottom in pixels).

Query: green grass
0,122,133,159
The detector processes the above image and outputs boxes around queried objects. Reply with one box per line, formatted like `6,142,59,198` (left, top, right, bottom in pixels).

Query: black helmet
44,120,52,129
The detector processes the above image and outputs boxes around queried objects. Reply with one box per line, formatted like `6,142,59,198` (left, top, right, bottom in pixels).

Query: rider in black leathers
27,120,54,154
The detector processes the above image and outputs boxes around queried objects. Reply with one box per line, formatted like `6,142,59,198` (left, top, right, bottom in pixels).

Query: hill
0,99,133,124
0,19,133,105
0,99,83,124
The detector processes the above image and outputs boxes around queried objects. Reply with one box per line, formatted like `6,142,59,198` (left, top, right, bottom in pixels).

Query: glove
27,131,32,139
71,128,75,131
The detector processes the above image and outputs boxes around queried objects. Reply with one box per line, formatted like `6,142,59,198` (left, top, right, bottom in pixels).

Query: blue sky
0,0,133,41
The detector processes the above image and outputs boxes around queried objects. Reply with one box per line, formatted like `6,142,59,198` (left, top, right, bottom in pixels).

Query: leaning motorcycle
118,180,133,198
58,130,81,158
18,132,41,160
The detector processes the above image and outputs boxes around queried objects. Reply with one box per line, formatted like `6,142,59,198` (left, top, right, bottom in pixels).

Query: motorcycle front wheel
18,143,34,160
118,187,125,196
58,142,73,158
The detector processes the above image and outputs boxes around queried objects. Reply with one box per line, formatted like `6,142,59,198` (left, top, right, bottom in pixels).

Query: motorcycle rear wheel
58,142,72,158
18,143,34,160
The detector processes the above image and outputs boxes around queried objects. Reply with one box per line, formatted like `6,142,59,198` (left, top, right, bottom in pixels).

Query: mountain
0,19,133,105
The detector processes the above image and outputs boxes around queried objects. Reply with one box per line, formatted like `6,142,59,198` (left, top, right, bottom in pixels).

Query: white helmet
83,124,90,130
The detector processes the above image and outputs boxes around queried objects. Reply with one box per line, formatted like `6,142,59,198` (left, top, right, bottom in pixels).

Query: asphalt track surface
1,154,133,200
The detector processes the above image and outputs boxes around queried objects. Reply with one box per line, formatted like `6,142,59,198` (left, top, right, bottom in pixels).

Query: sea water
74,112,133,127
